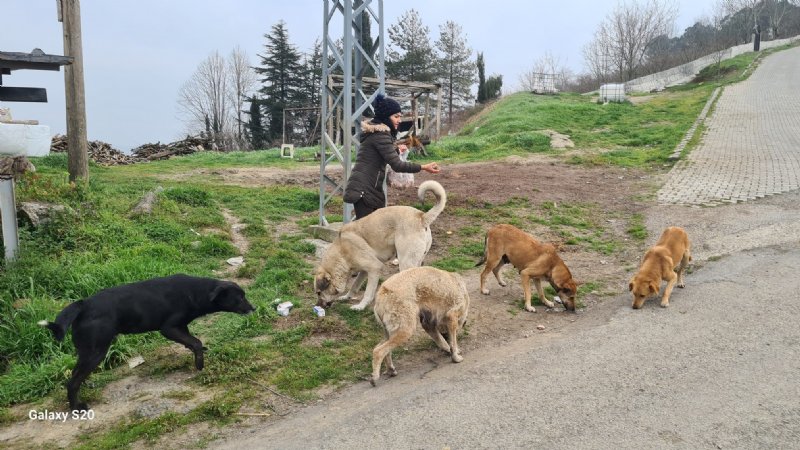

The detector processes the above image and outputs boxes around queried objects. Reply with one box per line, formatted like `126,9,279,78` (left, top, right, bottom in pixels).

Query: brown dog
629,226,691,309
477,224,577,312
371,267,470,386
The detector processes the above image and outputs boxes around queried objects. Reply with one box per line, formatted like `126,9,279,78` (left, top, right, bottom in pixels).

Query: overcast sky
2,1,711,151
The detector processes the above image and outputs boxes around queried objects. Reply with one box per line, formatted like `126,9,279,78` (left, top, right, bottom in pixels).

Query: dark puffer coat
342,120,421,209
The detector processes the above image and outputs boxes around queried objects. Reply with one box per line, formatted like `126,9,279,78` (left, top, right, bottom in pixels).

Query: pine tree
386,9,435,82
298,40,323,144
476,52,486,104
245,96,268,150
255,20,304,144
434,21,476,124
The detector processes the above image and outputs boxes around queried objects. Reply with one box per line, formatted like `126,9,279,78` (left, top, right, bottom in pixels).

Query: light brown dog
315,180,446,311
477,224,578,312
371,266,470,386
629,226,691,309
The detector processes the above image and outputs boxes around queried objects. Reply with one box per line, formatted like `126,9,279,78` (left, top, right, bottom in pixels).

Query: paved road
219,244,800,450
217,48,800,449
658,45,800,206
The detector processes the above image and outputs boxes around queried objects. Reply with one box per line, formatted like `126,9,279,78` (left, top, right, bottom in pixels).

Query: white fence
625,35,800,93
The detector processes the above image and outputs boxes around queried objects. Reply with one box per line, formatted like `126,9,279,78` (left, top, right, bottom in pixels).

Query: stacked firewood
50,134,135,165
130,136,215,161
50,135,216,165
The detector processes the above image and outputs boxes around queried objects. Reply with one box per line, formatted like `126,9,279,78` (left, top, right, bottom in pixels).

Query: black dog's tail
38,301,84,342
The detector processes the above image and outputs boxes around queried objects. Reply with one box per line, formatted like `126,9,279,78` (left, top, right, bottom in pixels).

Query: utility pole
58,0,89,182
319,0,385,225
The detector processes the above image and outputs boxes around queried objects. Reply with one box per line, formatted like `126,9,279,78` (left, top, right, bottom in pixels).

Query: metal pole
0,177,19,261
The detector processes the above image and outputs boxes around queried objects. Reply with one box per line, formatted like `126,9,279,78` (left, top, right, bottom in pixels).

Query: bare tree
178,51,230,145
584,0,678,81
717,0,764,42
763,0,792,38
227,46,257,149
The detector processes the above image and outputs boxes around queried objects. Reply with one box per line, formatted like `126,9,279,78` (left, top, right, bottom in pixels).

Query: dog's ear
628,281,634,292
315,273,331,292
648,281,659,295
209,283,230,303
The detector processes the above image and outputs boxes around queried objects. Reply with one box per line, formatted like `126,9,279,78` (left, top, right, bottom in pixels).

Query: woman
343,94,441,219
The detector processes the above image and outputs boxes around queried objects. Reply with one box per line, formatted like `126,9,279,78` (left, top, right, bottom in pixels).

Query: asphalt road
217,236,800,449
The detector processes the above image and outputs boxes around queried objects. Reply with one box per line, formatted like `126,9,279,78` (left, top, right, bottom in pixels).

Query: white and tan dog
477,224,578,312
629,226,691,309
315,180,446,310
371,266,470,386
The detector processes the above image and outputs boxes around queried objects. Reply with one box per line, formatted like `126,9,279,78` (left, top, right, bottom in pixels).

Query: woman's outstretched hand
421,162,441,174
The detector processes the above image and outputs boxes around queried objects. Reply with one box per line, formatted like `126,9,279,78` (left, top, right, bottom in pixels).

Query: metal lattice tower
319,0,385,225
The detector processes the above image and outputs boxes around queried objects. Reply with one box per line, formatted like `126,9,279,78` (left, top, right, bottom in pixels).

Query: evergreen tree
484,74,503,101
255,20,304,144
298,40,323,144
386,9,436,82
434,21,476,124
476,52,487,104
245,96,268,149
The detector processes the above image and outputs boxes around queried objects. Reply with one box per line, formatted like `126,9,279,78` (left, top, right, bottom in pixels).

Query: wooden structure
0,50,72,261
327,75,442,143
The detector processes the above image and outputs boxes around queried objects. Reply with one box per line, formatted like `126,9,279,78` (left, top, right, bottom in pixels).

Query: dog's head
314,266,347,308
556,280,578,312
628,276,658,309
210,282,255,314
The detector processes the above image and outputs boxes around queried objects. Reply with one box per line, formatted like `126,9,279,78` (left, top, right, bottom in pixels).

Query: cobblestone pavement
658,45,800,206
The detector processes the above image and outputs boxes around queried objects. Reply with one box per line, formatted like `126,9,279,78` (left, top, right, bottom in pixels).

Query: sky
2,1,711,151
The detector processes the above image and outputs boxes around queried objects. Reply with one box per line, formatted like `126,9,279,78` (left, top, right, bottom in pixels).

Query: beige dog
315,180,446,310
477,224,578,312
629,226,691,309
371,266,470,386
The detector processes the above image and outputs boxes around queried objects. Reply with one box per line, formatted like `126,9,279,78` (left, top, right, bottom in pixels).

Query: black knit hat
372,94,401,121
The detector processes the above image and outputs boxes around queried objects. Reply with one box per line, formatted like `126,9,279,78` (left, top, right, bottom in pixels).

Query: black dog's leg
68,326,114,411
160,325,205,370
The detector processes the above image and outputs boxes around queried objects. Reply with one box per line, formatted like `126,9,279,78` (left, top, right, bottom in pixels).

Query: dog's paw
498,280,507,287
660,302,670,308
72,402,89,412
525,305,537,313
370,378,378,387
350,303,367,311
481,288,490,295
337,294,352,301
542,300,555,309
451,353,463,363
677,283,685,288
389,368,397,377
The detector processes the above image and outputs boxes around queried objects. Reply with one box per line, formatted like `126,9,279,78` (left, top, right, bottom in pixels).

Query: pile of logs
50,134,134,165
49,135,216,165
131,136,215,161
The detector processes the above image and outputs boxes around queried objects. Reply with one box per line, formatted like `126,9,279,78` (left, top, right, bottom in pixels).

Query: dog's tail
419,180,447,228
38,300,84,342
474,233,488,267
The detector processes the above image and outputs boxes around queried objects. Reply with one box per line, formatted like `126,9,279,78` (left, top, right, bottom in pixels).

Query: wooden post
59,0,89,182
435,86,443,139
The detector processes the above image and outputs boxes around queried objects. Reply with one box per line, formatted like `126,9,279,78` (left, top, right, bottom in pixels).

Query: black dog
39,274,255,411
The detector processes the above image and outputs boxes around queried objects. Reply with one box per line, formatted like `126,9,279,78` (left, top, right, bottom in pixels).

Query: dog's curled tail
38,300,84,342
419,180,447,228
